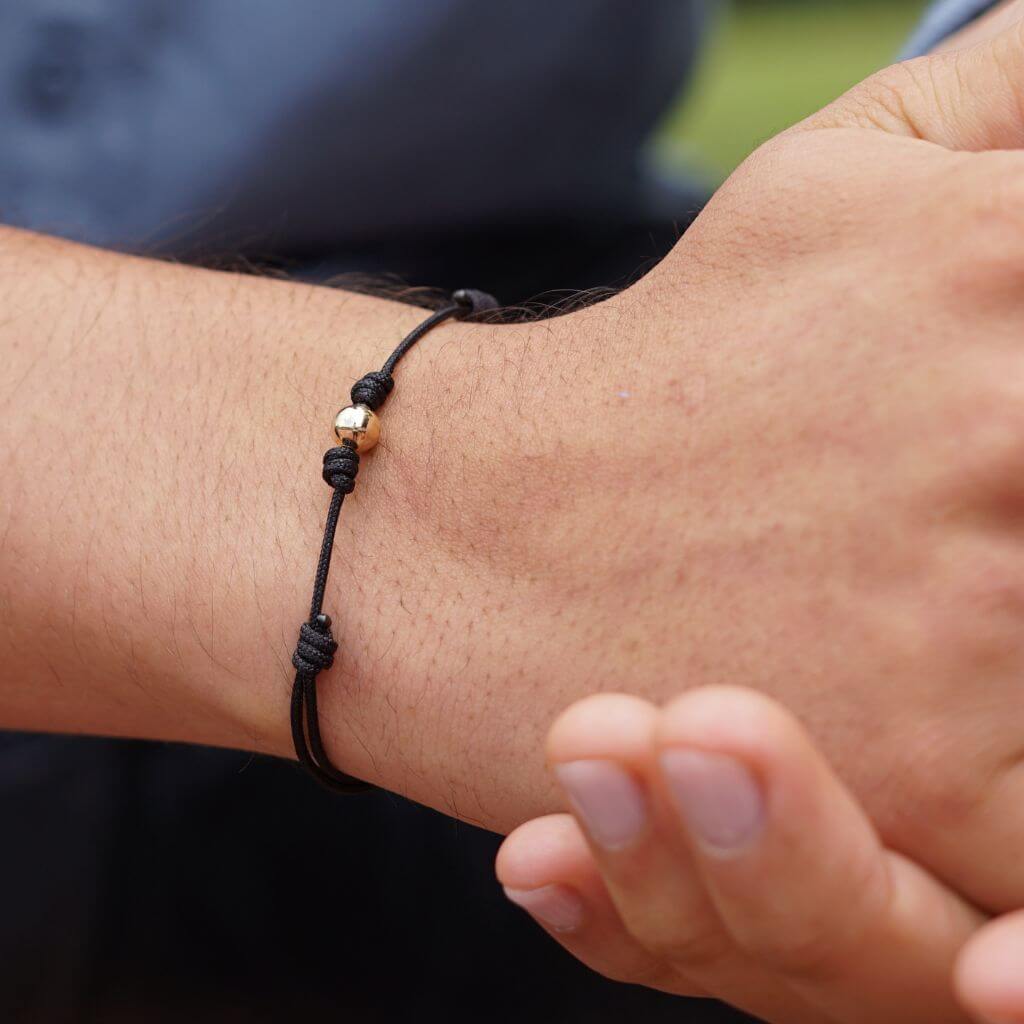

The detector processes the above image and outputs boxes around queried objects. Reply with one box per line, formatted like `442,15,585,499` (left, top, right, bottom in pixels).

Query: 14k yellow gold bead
333,404,380,452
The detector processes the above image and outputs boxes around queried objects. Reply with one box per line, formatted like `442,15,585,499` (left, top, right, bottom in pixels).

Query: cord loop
292,618,338,675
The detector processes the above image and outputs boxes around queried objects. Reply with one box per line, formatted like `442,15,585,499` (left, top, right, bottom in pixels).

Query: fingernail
504,884,585,933
660,749,764,855
555,760,647,851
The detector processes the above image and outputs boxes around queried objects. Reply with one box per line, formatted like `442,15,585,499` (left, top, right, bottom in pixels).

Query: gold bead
333,403,380,452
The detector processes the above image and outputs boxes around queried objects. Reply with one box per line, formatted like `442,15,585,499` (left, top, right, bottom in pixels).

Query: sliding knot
292,616,338,675
452,288,500,315
351,371,394,410
322,445,360,492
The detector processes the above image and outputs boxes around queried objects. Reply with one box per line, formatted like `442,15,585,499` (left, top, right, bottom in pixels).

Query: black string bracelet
291,287,499,792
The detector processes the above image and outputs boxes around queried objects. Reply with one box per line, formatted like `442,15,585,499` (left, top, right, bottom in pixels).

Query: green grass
656,0,929,177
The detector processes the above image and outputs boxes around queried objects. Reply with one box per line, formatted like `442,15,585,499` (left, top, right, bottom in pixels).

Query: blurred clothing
0,2,998,1022
903,0,999,56
0,1,704,260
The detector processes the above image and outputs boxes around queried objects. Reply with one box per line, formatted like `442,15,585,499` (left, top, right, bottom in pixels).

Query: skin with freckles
6,11,1024,944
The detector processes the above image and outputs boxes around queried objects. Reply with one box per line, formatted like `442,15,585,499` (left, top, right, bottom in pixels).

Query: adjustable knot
350,371,394,410
292,615,338,676
322,445,360,493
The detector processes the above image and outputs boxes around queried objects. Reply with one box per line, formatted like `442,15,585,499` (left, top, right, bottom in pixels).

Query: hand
497,688,985,1023
361,15,1024,913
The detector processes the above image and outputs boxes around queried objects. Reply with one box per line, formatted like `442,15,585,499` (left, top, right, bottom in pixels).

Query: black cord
291,288,499,792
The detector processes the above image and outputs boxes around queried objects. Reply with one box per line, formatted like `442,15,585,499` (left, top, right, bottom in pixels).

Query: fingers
540,693,823,1022
541,688,982,1024
495,814,686,994
955,911,1024,1023
808,14,1024,151
545,696,726,963
652,688,981,1022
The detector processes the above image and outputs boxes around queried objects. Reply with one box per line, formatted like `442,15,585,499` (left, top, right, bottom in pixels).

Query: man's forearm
0,226,535,815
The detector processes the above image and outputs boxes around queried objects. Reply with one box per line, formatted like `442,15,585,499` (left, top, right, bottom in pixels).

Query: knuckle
944,382,1024,506
939,552,1024,665
887,715,991,842
989,17,1024,99
627,915,732,971
974,393,1024,459
955,157,1024,282
850,62,926,134
730,860,890,980
739,927,842,979
797,57,933,134
960,559,1024,623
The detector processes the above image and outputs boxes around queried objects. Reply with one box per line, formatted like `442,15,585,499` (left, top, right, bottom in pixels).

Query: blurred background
658,0,927,177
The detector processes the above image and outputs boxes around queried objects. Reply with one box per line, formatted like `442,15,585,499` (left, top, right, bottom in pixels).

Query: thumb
808,16,1024,151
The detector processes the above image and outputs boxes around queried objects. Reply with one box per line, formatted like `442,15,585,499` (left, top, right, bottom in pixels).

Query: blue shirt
0,1,704,256
0,1,997,258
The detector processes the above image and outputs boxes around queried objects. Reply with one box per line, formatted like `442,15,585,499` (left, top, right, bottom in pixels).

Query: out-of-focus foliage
656,0,928,177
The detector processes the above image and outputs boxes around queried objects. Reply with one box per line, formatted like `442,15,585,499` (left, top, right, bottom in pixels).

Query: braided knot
350,371,394,410
292,617,338,676
322,445,360,493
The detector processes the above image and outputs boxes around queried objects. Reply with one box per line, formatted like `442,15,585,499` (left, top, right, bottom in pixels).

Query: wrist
0,224,646,833
307,292,651,824
0,230,496,770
